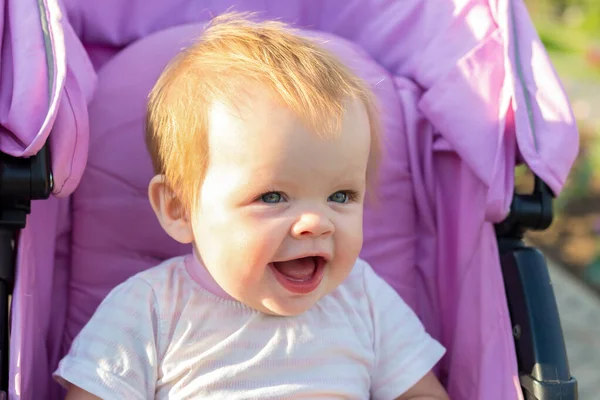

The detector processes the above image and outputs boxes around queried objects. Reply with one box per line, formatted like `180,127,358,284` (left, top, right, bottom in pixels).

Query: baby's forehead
201,108,370,195
206,83,369,134
207,99,369,155
207,83,278,122
205,93,370,170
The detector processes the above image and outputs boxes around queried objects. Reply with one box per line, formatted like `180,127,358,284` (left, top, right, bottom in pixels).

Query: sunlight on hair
146,11,381,214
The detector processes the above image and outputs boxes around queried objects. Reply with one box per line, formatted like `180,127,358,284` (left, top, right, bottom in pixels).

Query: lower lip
269,259,326,294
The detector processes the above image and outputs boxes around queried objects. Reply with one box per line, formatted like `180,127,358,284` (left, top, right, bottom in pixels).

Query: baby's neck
184,253,234,300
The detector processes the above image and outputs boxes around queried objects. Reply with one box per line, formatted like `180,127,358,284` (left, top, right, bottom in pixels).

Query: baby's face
191,88,372,316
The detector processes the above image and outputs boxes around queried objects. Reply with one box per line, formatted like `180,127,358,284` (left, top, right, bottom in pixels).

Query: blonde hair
146,12,381,214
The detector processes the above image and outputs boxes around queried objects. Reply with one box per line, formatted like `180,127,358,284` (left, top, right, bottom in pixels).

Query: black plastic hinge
496,175,554,239
0,145,53,289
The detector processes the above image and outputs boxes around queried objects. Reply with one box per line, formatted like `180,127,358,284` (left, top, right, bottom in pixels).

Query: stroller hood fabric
1,0,578,399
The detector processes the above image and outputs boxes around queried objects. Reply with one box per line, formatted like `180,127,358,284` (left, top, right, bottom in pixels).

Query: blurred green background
524,0,600,292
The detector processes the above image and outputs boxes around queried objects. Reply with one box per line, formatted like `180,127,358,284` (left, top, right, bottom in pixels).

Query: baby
55,13,449,400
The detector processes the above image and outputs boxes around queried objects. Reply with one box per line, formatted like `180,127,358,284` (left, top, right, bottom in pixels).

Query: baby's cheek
225,225,280,270
335,219,363,268
341,214,363,248
343,234,363,265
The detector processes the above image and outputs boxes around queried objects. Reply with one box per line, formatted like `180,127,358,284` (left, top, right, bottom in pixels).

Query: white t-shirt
54,255,445,399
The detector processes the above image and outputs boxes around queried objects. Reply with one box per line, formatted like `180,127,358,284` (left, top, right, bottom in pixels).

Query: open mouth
270,256,326,294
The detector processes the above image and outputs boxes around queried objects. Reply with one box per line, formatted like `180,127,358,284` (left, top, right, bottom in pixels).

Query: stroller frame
0,148,579,399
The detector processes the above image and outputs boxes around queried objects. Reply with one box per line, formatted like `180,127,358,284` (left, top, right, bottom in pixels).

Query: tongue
273,257,316,281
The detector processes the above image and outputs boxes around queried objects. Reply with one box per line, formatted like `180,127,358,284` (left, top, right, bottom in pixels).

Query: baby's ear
148,175,194,244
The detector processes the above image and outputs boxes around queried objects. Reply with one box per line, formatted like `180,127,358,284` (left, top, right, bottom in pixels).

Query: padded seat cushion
67,22,417,353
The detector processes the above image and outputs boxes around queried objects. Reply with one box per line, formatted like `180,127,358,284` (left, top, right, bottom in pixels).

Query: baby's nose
291,213,334,238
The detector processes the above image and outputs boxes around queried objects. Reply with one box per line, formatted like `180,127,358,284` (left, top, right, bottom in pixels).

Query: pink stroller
0,0,580,399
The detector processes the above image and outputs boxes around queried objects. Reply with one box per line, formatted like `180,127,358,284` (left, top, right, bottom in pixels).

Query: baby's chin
221,269,337,316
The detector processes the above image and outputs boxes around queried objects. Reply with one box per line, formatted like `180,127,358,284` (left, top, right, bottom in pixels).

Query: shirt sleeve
53,276,160,399
363,261,446,400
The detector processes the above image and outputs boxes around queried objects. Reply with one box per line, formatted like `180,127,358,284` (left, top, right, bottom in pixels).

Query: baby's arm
361,261,449,400
395,371,449,400
64,383,102,400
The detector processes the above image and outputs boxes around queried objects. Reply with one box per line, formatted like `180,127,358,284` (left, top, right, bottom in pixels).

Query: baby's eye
328,191,350,203
261,192,283,203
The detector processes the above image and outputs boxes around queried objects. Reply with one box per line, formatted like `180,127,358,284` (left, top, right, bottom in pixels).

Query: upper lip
272,252,331,263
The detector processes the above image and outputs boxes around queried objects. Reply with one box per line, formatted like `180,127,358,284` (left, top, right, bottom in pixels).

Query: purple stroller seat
0,1,578,399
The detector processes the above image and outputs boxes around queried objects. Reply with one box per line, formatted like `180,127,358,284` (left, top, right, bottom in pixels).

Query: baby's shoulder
132,255,189,286
111,255,194,306
333,258,405,310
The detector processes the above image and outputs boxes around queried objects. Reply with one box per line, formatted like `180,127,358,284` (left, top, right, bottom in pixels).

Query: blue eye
328,191,348,203
261,192,283,203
